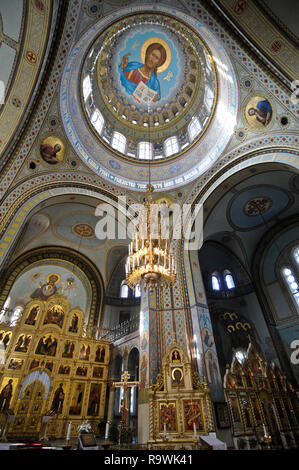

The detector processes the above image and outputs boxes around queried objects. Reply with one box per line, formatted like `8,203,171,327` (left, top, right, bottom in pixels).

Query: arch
0,180,133,269
127,347,140,380
0,246,104,331
120,281,129,299
18,370,51,399
224,270,235,289
211,272,221,291
113,354,123,380
181,155,299,308
184,147,299,210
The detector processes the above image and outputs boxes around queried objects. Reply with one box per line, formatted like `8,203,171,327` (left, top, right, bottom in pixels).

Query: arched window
82,75,92,102
90,109,104,135
164,136,179,157
188,116,202,141
293,246,299,265
282,267,299,308
120,281,129,299
211,273,220,291
224,270,235,289
134,284,141,298
235,349,246,364
111,131,126,154
138,142,152,160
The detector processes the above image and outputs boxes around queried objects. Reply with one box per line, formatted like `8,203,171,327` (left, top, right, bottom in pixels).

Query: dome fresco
61,4,238,190
82,13,216,161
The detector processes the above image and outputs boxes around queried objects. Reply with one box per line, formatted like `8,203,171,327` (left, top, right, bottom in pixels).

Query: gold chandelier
125,184,176,290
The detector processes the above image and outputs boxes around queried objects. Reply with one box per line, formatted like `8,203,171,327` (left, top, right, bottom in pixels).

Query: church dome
60,4,238,190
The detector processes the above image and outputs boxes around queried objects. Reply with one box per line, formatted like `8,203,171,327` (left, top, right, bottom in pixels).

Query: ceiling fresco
0,0,60,167
203,169,299,269
83,13,216,161
61,4,238,190
5,263,89,313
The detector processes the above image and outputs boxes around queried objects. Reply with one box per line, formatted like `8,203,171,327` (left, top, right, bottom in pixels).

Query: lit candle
263,424,267,435
105,422,109,440
193,422,197,438
66,421,72,441
163,423,167,438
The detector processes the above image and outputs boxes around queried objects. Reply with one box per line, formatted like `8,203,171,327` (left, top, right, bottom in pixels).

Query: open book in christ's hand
133,81,157,103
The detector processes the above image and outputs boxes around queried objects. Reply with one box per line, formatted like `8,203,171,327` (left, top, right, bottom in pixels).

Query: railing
104,296,141,307
104,314,139,342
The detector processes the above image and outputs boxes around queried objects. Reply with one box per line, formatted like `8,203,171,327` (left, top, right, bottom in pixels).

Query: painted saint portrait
40,136,65,165
44,304,64,328
0,379,13,412
183,400,204,432
119,38,171,104
93,366,103,379
76,366,87,377
171,367,185,388
159,402,177,433
68,313,79,333
25,305,40,326
31,273,60,301
8,358,24,370
69,383,85,415
50,383,65,414
58,365,71,375
79,343,90,361
30,359,40,370
0,331,12,349
62,341,75,358
14,334,32,353
245,96,273,129
95,345,105,362
87,383,101,416
35,334,58,356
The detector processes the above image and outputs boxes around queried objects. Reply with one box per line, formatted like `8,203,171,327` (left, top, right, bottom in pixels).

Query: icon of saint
119,42,168,102
40,142,62,164
247,99,272,126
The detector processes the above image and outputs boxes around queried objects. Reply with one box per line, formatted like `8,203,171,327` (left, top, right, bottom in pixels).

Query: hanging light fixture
125,184,176,290
125,105,176,291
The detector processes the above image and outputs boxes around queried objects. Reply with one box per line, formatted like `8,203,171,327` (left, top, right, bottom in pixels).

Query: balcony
104,313,139,342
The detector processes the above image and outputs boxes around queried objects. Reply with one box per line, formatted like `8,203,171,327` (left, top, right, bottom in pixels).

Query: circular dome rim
60,3,239,191
79,11,218,164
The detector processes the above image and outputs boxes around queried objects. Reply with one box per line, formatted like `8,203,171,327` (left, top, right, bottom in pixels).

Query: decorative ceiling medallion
71,223,95,238
243,197,272,217
243,95,274,131
39,135,65,165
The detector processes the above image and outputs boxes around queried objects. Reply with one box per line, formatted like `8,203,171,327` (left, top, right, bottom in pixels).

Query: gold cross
113,370,139,393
